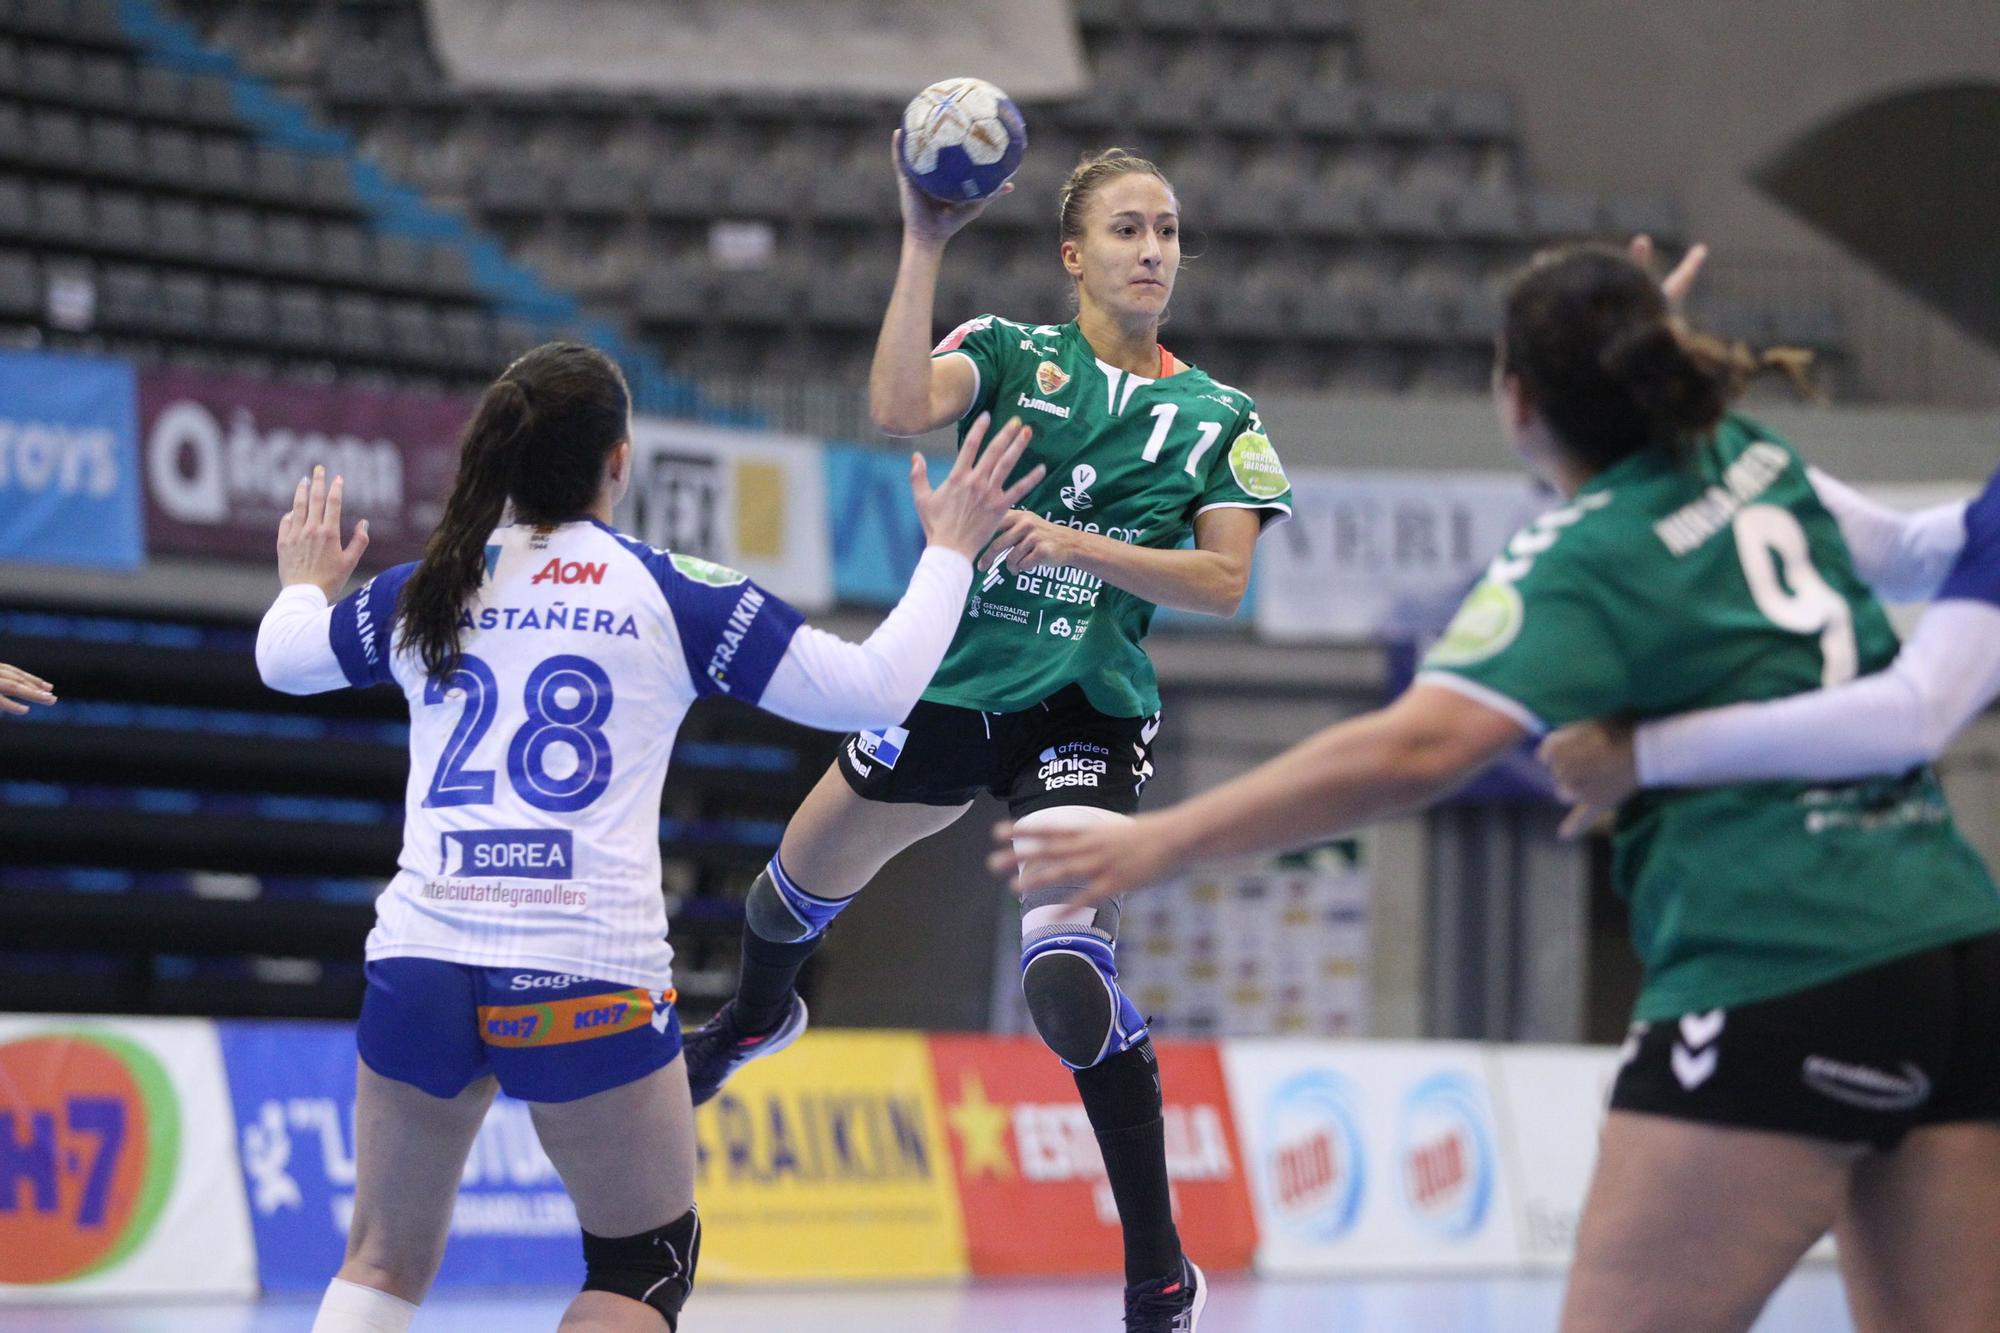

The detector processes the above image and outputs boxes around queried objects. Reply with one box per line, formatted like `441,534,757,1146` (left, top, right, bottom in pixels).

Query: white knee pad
1013,806,1146,1069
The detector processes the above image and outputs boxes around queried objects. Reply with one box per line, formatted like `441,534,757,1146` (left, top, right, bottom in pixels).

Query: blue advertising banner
825,443,933,606
0,350,142,569
218,1021,579,1291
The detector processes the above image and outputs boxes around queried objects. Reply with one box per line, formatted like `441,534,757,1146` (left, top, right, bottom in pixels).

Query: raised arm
868,132,999,437
993,683,1527,904
757,413,1042,730
257,465,373,695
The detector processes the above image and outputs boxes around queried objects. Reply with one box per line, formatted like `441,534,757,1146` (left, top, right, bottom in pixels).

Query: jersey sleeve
1195,403,1292,526
646,551,806,704
1416,540,1630,734
931,314,1009,422
1936,465,2000,606
327,562,418,688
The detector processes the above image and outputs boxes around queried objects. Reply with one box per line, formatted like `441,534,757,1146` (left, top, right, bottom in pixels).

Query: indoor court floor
4,1267,1854,1332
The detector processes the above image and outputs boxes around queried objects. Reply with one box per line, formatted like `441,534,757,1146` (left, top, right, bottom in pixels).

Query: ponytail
396,342,630,681
398,379,533,680
1501,245,1816,473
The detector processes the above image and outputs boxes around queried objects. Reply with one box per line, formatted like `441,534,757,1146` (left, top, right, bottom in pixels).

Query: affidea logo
1397,1072,1494,1238
0,1032,181,1283
1261,1070,1364,1241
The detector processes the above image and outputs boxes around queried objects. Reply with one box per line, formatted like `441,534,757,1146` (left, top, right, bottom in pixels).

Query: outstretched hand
911,413,1045,559
277,464,370,601
1629,234,1709,311
987,813,1177,909
0,662,54,716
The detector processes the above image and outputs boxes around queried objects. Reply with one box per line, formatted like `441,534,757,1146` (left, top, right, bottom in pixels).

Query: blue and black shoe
1124,1256,1206,1333
682,994,809,1107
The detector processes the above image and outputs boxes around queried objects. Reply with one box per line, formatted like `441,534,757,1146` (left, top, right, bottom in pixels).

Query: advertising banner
0,1017,255,1300
0,350,142,570
824,444,933,606
620,417,833,611
140,369,472,568
1223,1041,1521,1275
927,1035,1258,1277
695,1030,966,1282
218,1021,580,1291
1488,1044,1620,1269
1255,470,1545,643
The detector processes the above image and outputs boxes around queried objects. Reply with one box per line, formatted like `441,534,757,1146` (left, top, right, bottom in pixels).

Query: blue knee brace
1020,930,1149,1071
744,857,851,944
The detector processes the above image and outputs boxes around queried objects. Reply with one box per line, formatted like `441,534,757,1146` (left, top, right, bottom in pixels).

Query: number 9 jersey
310,520,804,990
1417,414,2000,1024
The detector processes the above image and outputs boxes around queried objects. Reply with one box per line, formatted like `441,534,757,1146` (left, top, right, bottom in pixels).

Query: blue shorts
356,958,683,1104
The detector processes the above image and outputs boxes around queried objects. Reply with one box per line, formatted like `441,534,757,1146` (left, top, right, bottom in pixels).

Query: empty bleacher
161,0,1847,399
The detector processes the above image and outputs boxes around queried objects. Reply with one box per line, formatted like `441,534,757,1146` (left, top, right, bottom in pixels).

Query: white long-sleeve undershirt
1807,467,1967,602
1635,598,2000,786
256,546,973,733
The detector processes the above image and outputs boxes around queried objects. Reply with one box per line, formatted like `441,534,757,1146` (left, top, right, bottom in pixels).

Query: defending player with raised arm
996,247,2000,1333
253,342,1038,1333
1542,462,2000,814
678,139,1294,1331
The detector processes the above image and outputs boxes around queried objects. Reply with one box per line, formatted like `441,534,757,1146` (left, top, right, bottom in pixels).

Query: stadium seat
438,306,492,370
315,220,369,282
0,245,35,317
96,261,156,331
0,173,29,240
1526,190,1599,240
29,179,87,244
1213,0,1284,34
372,232,427,291
198,134,256,198
1375,186,1449,240
151,196,207,262
1369,88,1444,139
1134,0,1206,32
0,103,25,167
134,63,191,122
157,270,212,336
21,45,82,108
85,116,141,178
215,277,272,342
92,186,146,254
75,52,129,111
186,73,238,129
1282,0,1354,36
261,213,311,274
272,284,327,352
208,205,262,269
140,124,198,187
385,298,438,363
1453,187,1525,241
563,164,642,217
329,291,387,357
1444,88,1516,142
26,106,84,169
1292,84,1365,136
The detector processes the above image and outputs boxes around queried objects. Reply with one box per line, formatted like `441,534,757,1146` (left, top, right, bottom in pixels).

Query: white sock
311,1277,418,1333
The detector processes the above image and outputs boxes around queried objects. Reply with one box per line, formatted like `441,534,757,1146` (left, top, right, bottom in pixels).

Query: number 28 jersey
1419,415,2000,1021
327,520,803,989
927,315,1293,717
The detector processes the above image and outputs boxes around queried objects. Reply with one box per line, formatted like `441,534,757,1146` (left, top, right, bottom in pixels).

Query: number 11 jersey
327,520,803,988
1418,414,2000,1022
926,315,1293,718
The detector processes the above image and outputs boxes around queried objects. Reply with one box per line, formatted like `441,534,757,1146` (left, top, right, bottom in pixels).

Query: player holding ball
683,80,1292,1331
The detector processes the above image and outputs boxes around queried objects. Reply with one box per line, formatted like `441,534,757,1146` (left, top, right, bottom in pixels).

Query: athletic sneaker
682,994,809,1107
1124,1257,1205,1332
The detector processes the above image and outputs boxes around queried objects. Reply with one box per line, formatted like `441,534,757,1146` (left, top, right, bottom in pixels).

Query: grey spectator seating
140,0,1841,396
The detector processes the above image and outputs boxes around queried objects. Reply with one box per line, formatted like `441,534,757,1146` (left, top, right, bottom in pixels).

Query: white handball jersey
324,520,805,987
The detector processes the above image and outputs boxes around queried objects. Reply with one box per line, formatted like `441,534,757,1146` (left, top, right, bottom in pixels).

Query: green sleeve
930,314,1013,422
1196,403,1293,525
1419,539,1631,732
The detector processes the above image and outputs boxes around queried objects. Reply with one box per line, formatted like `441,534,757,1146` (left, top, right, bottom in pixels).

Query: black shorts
835,684,1160,819
1610,931,2000,1150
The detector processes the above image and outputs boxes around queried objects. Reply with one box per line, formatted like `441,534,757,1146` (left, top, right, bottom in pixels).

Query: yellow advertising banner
693,1031,967,1282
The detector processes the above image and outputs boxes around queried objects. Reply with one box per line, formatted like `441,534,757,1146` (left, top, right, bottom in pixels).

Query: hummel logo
1671,1009,1724,1090
1801,1056,1932,1112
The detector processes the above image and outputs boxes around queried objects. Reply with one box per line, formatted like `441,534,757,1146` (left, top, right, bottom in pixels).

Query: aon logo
531,558,606,585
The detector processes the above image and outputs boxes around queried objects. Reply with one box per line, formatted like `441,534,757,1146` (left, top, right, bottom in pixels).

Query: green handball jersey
1420,414,2000,1021
924,314,1293,716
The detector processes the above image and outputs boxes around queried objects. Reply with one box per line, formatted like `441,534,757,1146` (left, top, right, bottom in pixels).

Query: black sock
1073,1038,1182,1285
732,929,818,1034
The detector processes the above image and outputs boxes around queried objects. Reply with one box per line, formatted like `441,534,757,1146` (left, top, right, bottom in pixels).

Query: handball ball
898,77,1027,203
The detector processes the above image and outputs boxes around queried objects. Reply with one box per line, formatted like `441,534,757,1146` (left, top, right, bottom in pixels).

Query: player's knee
742,858,850,945
582,1206,701,1331
1020,931,1148,1071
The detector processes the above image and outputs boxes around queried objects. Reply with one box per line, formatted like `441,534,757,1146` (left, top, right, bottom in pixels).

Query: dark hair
1500,245,1748,471
397,341,630,679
